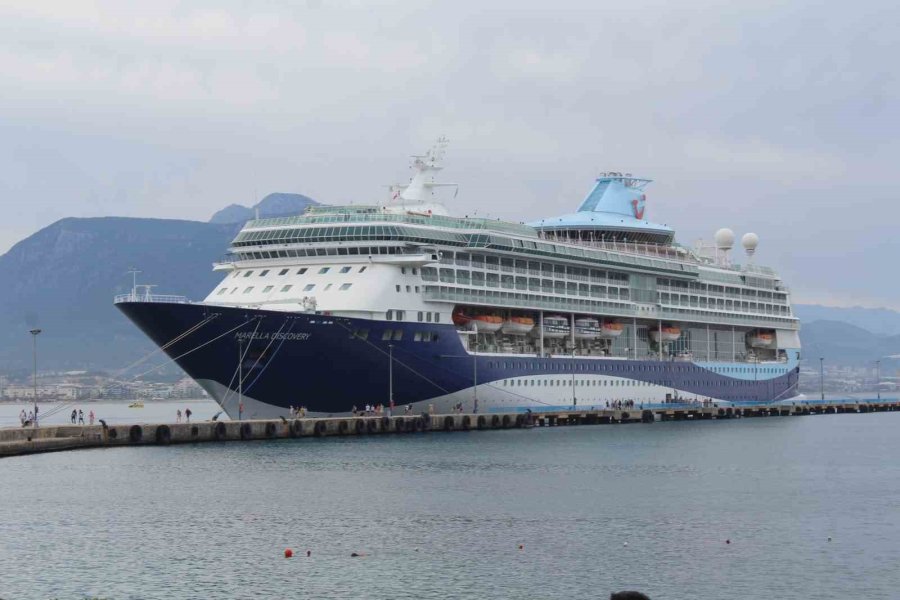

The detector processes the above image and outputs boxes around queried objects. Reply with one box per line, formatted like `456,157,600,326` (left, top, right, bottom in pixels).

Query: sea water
1,408,899,599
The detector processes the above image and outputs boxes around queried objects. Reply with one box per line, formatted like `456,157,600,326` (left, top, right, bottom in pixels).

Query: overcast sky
1,0,897,309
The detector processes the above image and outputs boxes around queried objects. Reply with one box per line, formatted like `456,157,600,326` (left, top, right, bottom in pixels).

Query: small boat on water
501,316,535,335
650,326,681,343
128,400,144,409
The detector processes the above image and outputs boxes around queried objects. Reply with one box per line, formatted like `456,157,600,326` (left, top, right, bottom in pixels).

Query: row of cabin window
385,310,441,323
396,284,421,293
503,379,651,387
231,265,368,278
486,360,787,376
217,282,353,295
378,329,440,342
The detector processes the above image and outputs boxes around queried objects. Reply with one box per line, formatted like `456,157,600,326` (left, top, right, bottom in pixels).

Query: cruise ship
116,139,801,418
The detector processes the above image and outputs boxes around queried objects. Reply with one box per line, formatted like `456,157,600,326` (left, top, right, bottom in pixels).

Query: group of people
606,400,637,409
69,408,94,425
18,407,38,427
352,404,390,417
174,408,193,423
288,406,307,418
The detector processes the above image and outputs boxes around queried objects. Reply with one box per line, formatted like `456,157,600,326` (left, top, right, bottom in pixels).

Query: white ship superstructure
116,140,800,418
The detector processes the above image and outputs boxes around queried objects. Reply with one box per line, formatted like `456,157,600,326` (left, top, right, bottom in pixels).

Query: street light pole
29,329,41,426
819,357,824,401
571,349,577,408
876,360,881,401
388,344,394,407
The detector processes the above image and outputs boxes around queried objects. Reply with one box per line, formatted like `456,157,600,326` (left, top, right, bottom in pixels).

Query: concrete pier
1,400,898,459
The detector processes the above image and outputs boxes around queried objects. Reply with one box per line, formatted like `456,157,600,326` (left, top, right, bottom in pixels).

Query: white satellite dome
714,228,735,250
741,232,759,255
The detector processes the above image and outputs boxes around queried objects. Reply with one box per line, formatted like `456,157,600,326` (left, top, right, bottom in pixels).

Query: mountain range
0,192,898,374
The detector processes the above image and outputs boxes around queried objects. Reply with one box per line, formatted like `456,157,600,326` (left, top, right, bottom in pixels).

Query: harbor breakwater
2,399,899,459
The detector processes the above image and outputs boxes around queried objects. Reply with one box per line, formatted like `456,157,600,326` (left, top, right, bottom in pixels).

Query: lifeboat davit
650,326,681,343
599,321,624,338
501,316,535,335
574,318,601,339
749,331,775,348
540,315,570,338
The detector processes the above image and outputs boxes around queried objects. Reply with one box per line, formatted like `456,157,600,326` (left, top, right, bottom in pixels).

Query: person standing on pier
19,409,26,427
238,402,244,420
89,410,95,425
176,409,182,423
185,408,192,423
71,409,77,424
78,409,84,425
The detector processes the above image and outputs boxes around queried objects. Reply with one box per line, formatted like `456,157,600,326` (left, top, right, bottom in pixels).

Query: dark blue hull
116,301,800,418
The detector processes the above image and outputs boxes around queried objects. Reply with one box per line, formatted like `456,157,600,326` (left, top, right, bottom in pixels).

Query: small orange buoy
284,548,293,558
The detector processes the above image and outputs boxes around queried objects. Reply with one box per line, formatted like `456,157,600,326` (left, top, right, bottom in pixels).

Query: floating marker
726,539,731,545
623,542,628,547
306,550,311,557
827,537,832,542
518,544,524,550
284,548,293,558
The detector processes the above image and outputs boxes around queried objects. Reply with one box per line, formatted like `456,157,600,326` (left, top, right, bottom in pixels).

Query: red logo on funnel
631,195,646,219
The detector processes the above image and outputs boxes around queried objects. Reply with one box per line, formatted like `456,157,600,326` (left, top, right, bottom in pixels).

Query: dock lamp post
876,360,881,401
819,357,824,401
388,344,394,408
29,328,41,425
571,348,577,408
444,330,478,414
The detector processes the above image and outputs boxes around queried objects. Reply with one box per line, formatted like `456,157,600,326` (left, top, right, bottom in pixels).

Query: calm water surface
1,410,899,599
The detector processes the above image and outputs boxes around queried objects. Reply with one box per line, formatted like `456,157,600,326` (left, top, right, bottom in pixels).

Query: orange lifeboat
599,321,624,338
501,316,535,335
650,326,681,343
749,331,775,348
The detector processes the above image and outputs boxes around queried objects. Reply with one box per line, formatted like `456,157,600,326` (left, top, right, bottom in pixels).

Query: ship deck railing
114,293,191,304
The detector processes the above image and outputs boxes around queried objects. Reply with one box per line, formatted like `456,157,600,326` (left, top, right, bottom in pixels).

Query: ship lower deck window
340,283,352,290
340,266,351,273
324,284,333,291
244,287,254,293
262,285,274,293
259,270,270,276
281,285,293,292
279,268,289,275
319,267,330,274
244,271,253,278
303,284,315,291
217,288,227,295
297,268,308,275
